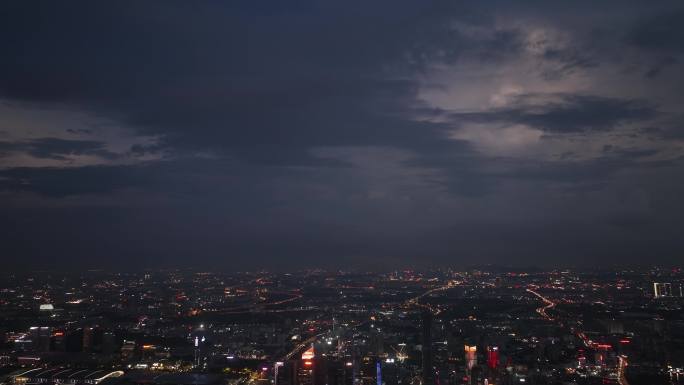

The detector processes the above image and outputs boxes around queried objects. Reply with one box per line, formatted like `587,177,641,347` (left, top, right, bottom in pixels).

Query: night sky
2,1,684,270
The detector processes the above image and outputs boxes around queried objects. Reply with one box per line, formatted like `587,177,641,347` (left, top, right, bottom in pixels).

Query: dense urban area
0,269,683,385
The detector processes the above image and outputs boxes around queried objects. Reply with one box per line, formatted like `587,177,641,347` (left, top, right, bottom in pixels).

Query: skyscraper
486,346,498,370
421,311,433,385
298,345,316,385
653,282,673,298
82,327,93,352
465,345,477,370
28,326,51,352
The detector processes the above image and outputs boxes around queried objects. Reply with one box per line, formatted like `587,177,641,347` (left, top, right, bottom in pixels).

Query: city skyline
1,268,683,385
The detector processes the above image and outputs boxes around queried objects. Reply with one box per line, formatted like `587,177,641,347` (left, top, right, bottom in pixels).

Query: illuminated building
298,346,316,385
376,361,381,385
50,330,65,352
464,345,477,371
121,340,136,359
193,335,206,368
653,282,673,298
421,311,434,385
275,362,285,385
486,346,498,370
28,327,51,352
276,361,298,385
302,345,315,361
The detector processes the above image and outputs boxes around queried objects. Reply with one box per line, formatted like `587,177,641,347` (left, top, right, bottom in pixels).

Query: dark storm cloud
0,164,149,197
0,1,509,163
626,117,684,141
66,128,93,135
625,8,684,78
0,0,498,202
0,157,346,198
451,93,657,133
1,1,684,269
0,137,117,160
628,9,684,53
409,144,674,199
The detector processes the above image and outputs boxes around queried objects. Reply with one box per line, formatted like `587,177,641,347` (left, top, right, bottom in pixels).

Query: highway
618,355,630,385
526,287,556,320
405,281,457,314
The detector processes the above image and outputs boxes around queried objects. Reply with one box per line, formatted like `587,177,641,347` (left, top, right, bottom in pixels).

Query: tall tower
421,311,433,385
376,361,382,385
465,346,477,370
486,346,498,370
464,345,477,385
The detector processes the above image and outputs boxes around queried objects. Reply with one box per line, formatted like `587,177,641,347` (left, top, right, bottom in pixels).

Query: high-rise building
102,331,117,354
276,361,298,385
464,345,477,371
380,359,398,385
323,360,353,385
50,330,65,352
376,361,381,385
298,346,316,385
65,329,84,352
486,346,499,370
28,327,51,352
82,327,94,352
421,311,434,385
653,282,673,298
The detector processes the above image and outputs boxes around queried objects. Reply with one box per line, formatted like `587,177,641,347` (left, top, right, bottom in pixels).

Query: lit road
261,292,304,306
210,291,305,314
526,287,556,320
405,281,458,314
618,355,630,385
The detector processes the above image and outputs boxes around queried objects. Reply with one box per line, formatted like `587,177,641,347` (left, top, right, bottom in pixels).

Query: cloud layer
1,1,684,270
